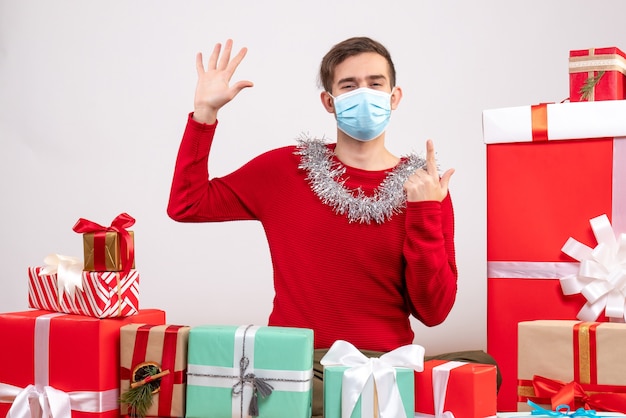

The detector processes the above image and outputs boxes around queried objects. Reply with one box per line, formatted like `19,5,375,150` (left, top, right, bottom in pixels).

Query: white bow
321,340,424,418
39,254,84,300
0,382,119,418
3,384,71,418
560,214,626,322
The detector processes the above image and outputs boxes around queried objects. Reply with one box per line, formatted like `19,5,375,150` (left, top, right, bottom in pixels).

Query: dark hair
318,36,396,92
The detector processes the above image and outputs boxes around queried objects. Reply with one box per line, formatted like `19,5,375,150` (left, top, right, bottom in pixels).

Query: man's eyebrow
367,74,387,82
337,76,357,85
337,74,387,85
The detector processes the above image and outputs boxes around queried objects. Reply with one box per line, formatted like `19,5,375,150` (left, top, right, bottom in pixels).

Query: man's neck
334,132,400,170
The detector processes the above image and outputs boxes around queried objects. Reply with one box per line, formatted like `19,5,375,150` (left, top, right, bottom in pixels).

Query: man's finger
217,39,233,71
226,47,249,78
207,42,221,70
426,139,438,174
195,52,205,76
439,168,455,192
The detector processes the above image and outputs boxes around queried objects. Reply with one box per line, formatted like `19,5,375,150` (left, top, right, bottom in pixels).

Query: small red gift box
0,309,166,418
414,360,497,418
482,100,626,411
28,266,140,318
569,47,626,102
120,324,191,417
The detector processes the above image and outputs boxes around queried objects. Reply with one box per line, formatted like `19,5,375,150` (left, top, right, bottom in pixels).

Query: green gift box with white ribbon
323,366,415,418
321,340,424,418
186,324,314,418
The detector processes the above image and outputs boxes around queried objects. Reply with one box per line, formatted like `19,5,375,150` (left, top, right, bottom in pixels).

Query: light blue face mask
331,87,393,141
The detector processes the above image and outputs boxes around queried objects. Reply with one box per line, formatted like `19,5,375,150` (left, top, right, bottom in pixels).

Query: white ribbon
39,254,84,300
0,313,119,418
320,340,424,418
414,361,466,418
560,214,626,322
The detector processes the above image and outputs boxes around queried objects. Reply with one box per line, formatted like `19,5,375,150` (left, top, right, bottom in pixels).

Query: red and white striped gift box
28,266,139,318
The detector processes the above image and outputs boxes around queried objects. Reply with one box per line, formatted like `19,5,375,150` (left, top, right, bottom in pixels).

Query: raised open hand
192,39,254,124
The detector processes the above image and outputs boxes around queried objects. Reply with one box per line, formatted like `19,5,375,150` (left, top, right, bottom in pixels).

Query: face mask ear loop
327,91,337,113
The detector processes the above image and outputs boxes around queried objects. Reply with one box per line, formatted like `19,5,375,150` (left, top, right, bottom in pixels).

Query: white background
1,0,625,355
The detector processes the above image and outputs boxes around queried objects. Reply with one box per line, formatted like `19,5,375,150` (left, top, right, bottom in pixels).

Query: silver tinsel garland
295,137,427,224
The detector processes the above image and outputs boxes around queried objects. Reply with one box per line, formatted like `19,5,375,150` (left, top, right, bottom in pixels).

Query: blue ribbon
528,400,608,417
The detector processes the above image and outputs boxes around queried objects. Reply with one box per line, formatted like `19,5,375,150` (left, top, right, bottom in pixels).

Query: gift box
414,360,497,418
517,320,626,413
120,324,190,417
28,265,140,318
0,308,166,418
320,340,423,418
569,47,626,102
186,324,314,418
482,100,626,411
323,367,413,418
73,213,136,272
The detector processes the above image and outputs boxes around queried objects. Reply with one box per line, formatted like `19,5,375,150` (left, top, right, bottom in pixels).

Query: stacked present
483,45,626,414
28,213,139,318
0,212,320,417
0,213,172,418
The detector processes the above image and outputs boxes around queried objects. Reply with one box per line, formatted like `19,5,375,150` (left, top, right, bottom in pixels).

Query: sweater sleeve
402,192,458,326
167,113,256,222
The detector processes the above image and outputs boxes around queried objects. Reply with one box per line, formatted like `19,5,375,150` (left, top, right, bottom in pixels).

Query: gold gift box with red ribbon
73,213,136,272
120,324,191,418
517,320,626,414
569,47,626,102
81,230,135,271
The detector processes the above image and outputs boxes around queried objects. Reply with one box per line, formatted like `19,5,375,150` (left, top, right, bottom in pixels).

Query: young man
168,37,498,417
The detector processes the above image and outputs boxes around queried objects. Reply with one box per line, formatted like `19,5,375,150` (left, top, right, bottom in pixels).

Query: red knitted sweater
167,114,458,351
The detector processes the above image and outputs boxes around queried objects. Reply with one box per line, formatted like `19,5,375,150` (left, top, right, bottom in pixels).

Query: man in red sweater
168,37,498,416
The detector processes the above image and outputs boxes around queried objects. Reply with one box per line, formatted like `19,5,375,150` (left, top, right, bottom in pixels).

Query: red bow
72,213,135,280
532,375,626,413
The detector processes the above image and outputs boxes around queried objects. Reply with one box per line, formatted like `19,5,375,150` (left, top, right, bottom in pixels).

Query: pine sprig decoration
120,382,155,418
579,70,605,101
119,363,169,418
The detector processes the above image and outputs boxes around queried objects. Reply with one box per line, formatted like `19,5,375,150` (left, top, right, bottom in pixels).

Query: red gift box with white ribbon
482,100,626,411
0,309,166,418
414,360,497,418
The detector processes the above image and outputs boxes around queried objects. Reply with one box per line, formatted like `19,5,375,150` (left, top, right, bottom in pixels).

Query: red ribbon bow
72,213,135,280
532,375,626,413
